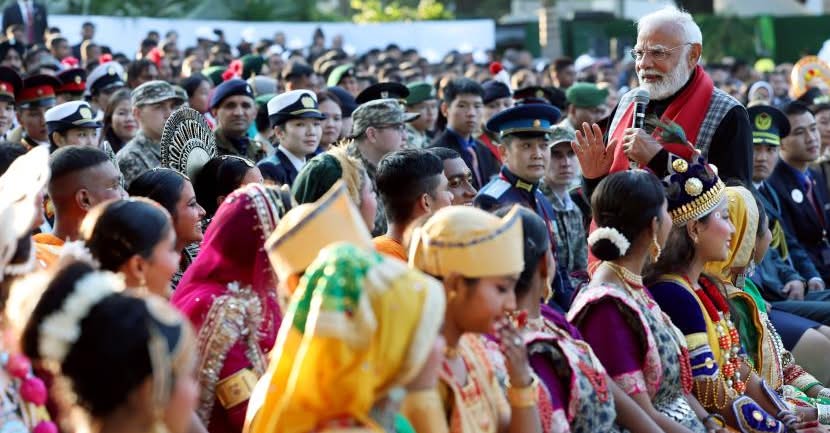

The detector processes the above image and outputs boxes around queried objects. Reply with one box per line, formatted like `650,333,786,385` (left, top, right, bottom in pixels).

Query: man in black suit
2,0,47,46
750,104,830,328
429,78,500,190
767,101,830,325
71,21,93,60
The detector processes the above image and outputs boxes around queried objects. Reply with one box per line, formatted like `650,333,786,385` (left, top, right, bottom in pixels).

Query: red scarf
608,65,714,173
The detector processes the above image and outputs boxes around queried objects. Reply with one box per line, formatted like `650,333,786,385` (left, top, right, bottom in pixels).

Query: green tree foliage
61,0,203,16
350,0,453,23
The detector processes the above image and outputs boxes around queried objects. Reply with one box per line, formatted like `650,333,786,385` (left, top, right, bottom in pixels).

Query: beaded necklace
685,275,747,397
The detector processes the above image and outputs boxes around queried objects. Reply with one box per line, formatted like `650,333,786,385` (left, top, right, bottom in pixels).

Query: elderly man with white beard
574,7,752,186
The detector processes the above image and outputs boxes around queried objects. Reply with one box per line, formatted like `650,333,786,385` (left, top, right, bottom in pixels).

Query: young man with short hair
373,148,453,261
430,77,499,190
765,102,830,325
429,146,476,206
34,146,125,267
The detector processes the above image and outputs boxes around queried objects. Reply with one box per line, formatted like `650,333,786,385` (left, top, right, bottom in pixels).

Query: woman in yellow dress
704,185,830,425
244,241,446,433
409,205,543,433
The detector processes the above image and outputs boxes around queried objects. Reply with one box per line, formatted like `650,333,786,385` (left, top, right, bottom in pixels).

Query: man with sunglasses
579,6,752,185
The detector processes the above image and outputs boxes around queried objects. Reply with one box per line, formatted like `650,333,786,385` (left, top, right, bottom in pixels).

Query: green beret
565,82,609,108
241,54,264,79
255,93,275,108
292,153,343,204
202,66,227,86
326,64,355,87
405,81,436,106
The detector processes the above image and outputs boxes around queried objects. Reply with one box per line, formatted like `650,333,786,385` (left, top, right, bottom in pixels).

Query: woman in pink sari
171,183,292,433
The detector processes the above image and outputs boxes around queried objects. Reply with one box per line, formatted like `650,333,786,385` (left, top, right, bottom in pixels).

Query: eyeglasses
374,123,406,133
629,43,692,61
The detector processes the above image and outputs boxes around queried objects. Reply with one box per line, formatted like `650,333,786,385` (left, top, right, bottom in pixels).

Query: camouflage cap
131,80,184,107
549,125,576,147
351,98,419,137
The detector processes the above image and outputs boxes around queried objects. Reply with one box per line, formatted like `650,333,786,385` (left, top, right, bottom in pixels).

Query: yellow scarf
703,187,759,284
245,243,445,433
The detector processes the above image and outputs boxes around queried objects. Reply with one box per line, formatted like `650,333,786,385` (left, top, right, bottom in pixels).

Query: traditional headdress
663,157,725,226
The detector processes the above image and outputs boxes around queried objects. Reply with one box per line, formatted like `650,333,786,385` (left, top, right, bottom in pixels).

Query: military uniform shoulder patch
479,178,511,199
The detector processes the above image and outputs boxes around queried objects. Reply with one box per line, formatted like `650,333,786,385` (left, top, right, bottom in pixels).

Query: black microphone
631,88,650,129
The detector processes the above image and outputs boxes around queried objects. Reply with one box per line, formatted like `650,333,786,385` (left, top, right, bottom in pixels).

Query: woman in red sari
171,183,291,433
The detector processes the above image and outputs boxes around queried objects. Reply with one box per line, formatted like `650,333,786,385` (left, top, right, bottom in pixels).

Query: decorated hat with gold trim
790,56,830,100
160,107,217,180
17,74,60,108
45,101,102,135
266,180,373,282
0,66,21,102
409,204,524,278
485,103,561,138
663,157,725,226
56,68,87,95
267,89,325,127
747,104,789,146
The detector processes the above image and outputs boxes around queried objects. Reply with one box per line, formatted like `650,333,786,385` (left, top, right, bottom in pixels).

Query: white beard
638,59,693,101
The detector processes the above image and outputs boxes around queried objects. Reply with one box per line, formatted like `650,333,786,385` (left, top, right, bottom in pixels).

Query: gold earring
447,290,457,302
651,232,662,261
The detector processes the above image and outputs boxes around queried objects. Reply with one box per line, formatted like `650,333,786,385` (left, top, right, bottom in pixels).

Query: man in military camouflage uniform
540,126,588,290
211,78,265,162
404,81,437,149
347,98,419,236
115,80,184,186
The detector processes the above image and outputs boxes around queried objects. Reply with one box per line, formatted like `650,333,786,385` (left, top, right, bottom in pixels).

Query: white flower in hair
38,271,125,364
587,227,631,256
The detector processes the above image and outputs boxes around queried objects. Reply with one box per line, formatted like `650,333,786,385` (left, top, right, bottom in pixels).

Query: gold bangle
506,376,539,408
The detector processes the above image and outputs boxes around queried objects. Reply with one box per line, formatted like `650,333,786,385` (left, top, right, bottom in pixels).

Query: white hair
637,6,703,45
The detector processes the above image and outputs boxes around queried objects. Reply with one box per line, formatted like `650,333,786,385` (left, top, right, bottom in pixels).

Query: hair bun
588,227,630,261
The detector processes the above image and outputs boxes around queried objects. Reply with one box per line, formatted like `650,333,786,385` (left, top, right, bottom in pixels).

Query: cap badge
80,107,92,119
36,88,43,96
672,158,689,173
107,66,116,76
381,91,389,98
535,90,544,98
684,177,703,197
246,85,252,94
300,96,314,108
532,119,541,128
0,84,7,92
74,75,82,84
755,112,772,131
